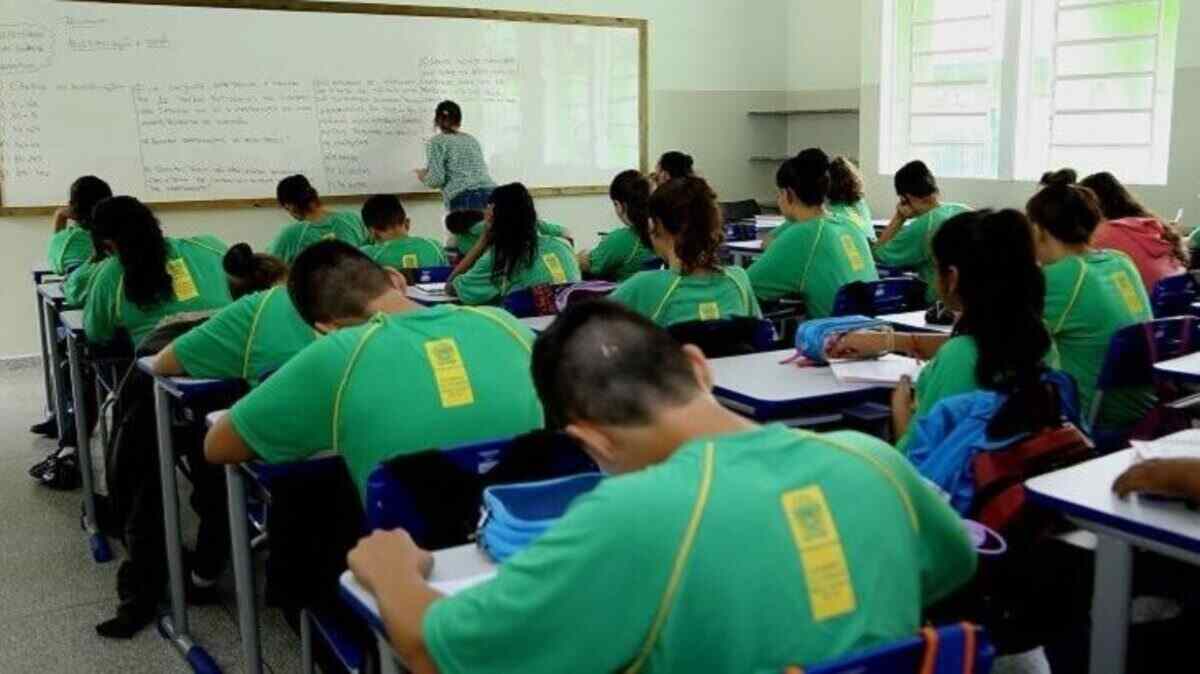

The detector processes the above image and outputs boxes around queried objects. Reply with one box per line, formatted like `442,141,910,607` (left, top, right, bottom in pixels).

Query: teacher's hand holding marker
416,100,497,213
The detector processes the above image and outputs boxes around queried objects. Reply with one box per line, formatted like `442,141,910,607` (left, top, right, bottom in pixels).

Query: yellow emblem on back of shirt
543,253,568,284
166,258,199,301
839,234,865,272
699,302,720,321
781,486,857,621
425,338,475,408
1110,271,1144,316
402,254,420,269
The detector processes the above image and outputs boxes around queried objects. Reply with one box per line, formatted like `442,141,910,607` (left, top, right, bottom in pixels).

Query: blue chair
786,623,994,674
404,265,453,285
1149,272,1199,318
831,278,929,317
640,257,667,271
1092,316,1200,449
501,282,615,318
724,221,758,242
667,317,777,358
720,199,763,223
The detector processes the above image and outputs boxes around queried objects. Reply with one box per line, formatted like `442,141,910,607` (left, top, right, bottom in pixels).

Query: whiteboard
0,0,644,210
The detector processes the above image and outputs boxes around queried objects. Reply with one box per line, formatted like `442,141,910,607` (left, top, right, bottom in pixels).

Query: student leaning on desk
203,240,544,497
346,301,977,674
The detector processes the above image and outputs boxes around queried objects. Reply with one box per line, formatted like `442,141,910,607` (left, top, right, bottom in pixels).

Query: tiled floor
0,364,304,673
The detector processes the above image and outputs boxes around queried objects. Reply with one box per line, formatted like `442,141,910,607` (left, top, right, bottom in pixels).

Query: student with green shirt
577,170,658,281
345,300,977,674
153,244,314,387
610,175,761,327
650,150,695,190
83,197,232,349
450,214,572,255
748,148,878,318
827,156,876,242
448,183,581,305
359,194,448,272
417,100,498,211
831,210,1060,452
204,240,545,497
1026,181,1155,429
873,160,969,301
269,175,368,263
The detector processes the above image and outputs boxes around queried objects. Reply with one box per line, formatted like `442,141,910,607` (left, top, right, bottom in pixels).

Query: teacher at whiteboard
415,100,497,212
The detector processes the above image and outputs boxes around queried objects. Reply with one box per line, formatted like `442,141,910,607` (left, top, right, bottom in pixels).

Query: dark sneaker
28,449,61,479
37,453,81,491
29,416,58,438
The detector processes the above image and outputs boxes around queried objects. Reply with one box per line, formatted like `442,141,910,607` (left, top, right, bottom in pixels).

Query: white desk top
881,310,954,334
340,544,497,626
1155,352,1200,380
60,310,84,333
406,285,458,305
724,239,764,252
1027,430,1200,562
710,349,880,404
520,315,556,332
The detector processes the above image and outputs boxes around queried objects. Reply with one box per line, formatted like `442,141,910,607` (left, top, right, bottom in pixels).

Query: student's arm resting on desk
450,251,502,305
82,261,120,344
873,211,927,267
152,345,186,377
827,331,950,360
1114,458,1200,501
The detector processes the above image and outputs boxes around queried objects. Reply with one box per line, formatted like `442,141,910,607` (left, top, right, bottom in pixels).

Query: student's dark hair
69,175,113,230
1026,182,1104,245
1040,168,1078,187
361,194,407,232
657,151,694,180
1080,171,1187,266
487,183,539,286
288,240,394,326
827,156,865,204
776,147,832,207
610,170,653,248
91,196,172,309
532,300,703,429
276,174,320,214
445,209,485,236
223,243,289,299
648,176,723,274
932,209,1059,436
894,160,938,198
435,100,463,133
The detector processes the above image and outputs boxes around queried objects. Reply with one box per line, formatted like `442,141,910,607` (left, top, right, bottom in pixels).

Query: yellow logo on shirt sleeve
322,233,337,241
840,234,865,272
781,486,857,621
1110,271,1144,316
424,338,475,408
543,253,568,284
165,259,199,301
402,254,420,269
698,302,721,321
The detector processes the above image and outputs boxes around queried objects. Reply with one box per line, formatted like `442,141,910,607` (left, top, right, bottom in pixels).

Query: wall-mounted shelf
748,108,859,117
749,155,790,163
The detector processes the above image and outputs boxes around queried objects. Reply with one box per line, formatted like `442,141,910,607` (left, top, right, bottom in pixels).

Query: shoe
29,416,58,438
28,448,61,479
183,549,222,605
36,453,81,491
95,604,157,640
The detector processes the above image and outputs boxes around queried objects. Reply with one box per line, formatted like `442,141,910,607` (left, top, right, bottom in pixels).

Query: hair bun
796,147,831,173
1040,168,1078,187
223,242,255,276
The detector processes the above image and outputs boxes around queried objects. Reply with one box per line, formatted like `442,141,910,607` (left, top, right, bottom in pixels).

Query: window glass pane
913,52,993,83
911,114,991,143
1054,76,1154,110
913,19,994,53
1057,2,1161,42
1050,146,1152,180
914,0,994,21
1056,39,1156,76
912,84,993,113
1052,112,1152,145
922,144,996,179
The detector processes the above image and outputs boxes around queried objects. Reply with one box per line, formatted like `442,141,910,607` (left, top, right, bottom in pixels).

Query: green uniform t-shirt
897,336,981,453
84,236,232,348
873,203,969,302
269,211,368,263
829,200,876,242
452,234,581,305
172,286,316,386
587,226,656,281
422,132,497,209
63,257,103,306
423,425,977,674
1044,251,1154,428
228,305,544,495
610,267,762,328
455,221,570,255
361,237,448,272
47,223,95,275
748,214,879,318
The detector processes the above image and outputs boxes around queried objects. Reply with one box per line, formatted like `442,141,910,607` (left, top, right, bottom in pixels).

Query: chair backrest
501,284,567,318
1096,317,1200,391
832,279,929,317
787,623,994,674
720,199,763,223
667,317,777,358
1149,272,1200,318
363,431,597,550
402,265,453,285
640,257,667,272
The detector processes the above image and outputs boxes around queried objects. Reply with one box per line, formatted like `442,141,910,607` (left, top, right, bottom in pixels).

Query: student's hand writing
827,331,888,360
348,529,434,596
1113,458,1200,499
53,206,71,232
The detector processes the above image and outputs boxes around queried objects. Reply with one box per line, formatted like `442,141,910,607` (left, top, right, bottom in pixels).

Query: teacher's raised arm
416,100,497,212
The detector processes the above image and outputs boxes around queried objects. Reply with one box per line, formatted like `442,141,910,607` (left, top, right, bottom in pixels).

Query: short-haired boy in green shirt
204,241,545,497
346,301,977,674
270,175,369,264
360,195,448,272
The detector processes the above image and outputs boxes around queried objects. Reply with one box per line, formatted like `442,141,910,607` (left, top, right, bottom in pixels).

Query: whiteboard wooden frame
0,0,649,215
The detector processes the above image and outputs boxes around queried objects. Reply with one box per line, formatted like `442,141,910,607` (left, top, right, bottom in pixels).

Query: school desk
38,283,76,455
1154,351,1200,385
339,544,497,674
406,283,460,306
1026,431,1200,674
724,239,765,267
33,262,61,415
709,349,890,425
139,358,246,672
880,310,954,334
520,315,556,332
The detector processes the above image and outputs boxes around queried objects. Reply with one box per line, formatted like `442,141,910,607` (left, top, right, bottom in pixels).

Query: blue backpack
478,473,604,562
793,315,886,365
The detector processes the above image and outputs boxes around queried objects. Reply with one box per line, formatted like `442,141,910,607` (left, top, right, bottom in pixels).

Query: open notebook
1133,434,1200,461
431,570,497,596
829,355,923,385
415,282,448,295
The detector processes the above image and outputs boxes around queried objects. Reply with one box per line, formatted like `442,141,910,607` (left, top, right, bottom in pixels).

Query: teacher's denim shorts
449,187,494,212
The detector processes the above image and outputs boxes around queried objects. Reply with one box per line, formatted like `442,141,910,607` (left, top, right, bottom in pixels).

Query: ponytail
776,148,832,206
610,170,653,248
91,196,173,308
224,243,289,299
648,176,723,274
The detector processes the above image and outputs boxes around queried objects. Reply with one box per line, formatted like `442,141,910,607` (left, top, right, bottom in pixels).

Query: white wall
2,0,796,358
